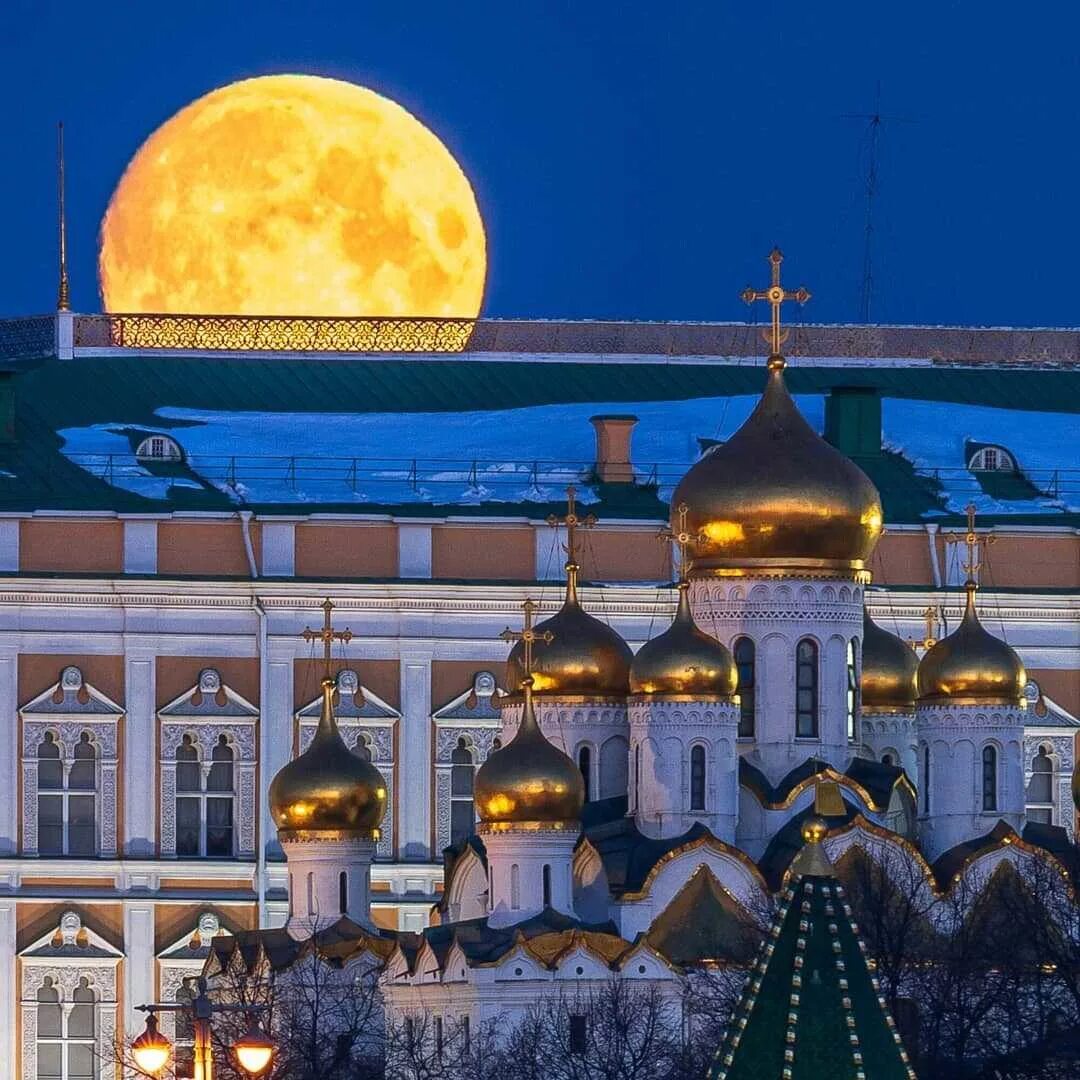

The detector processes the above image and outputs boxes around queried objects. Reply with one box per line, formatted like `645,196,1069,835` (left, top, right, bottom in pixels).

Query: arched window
846,639,859,741
734,638,755,738
923,745,931,814
37,731,97,856
795,640,819,738
542,864,552,907
135,434,183,462
339,870,348,914
450,738,475,845
690,745,706,811
1026,746,1054,824
982,745,998,812
510,864,520,910
176,734,235,858
37,975,96,1080
882,752,894,766
968,445,1016,473
577,746,591,802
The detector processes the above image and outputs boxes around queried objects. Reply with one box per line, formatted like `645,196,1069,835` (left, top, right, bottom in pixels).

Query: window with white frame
36,731,97,857
968,446,1016,472
1026,745,1055,824
135,434,183,462
450,738,476,845
35,974,96,1080
175,733,235,858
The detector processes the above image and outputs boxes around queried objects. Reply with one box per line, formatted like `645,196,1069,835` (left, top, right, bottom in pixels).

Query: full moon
99,75,486,317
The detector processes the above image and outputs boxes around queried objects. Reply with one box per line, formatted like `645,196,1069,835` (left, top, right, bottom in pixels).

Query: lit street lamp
132,977,273,1079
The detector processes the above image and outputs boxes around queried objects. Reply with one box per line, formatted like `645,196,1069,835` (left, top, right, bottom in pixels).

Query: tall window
542,864,552,907
634,744,641,811
846,639,859,741
37,731,97,856
982,745,998,812
353,734,373,761
795,640,819,738
510,864,520,910
176,734,234,857
1027,746,1054,824
339,871,348,914
450,738,475,845
690,745,706,812
175,979,197,1079
569,1014,587,1055
734,638,755,738
36,975,95,1080
577,746,591,802
923,745,931,814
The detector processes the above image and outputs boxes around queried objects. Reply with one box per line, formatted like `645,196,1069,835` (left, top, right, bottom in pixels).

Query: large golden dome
917,587,1026,705
506,568,631,697
861,609,918,711
671,359,883,576
269,677,387,837
475,679,585,829
630,581,737,697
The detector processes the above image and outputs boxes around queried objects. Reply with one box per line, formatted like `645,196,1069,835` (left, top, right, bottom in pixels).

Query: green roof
712,833,914,1080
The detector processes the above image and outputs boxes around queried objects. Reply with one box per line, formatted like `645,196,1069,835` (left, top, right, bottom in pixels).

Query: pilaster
398,524,433,578
122,520,158,575
0,901,14,1080
0,654,16,854
261,522,295,577
0,521,18,572
124,656,156,857
262,644,294,865
124,903,155,1039
400,650,433,859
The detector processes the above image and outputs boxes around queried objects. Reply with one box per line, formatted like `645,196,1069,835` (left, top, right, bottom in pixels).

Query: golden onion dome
629,581,738,696
917,586,1026,705
505,567,631,697
475,679,585,829
861,609,918,711
671,359,883,575
269,677,387,837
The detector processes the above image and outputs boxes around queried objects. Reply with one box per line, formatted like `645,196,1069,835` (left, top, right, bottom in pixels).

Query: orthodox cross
499,598,553,680
946,502,994,589
657,502,702,580
909,605,939,652
547,484,596,569
302,598,353,681
740,248,811,359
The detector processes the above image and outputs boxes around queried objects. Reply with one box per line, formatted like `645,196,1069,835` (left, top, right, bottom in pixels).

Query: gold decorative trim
692,560,872,584
478,820,579,834
618,834,769,902
277,828,380,843
744,766,885,814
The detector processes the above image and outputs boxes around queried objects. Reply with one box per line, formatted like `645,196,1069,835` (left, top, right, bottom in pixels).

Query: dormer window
968,445,1015,473
135,434,183,462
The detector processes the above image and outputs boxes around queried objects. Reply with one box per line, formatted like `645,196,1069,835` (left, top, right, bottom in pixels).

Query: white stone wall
484,829,578,927
861,710,917,781
690,576,863,783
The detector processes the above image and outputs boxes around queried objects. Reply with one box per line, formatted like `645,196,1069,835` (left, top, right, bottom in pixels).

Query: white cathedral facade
209,334,1076,1045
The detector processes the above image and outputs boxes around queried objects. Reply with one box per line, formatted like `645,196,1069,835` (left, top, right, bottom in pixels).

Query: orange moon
99,75,486,318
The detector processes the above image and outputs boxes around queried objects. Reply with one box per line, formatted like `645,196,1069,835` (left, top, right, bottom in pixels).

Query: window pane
37,999,62,1038
37,758,63,791
176,761,201,792
354,738,372,762
36,1041,62,1079
451,762,474,798
69,1001,95,1038
38,795,63,855
450,799,474,846
68,795,96,855
1028,753,1053,802
206,761,233,792
1027,807,1052,824
176,798,200,856
690,746,706,811
206,798,233,856
67,1042,95,1079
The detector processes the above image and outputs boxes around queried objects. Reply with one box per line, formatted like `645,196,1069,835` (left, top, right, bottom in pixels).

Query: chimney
590,415,638,483
824,387,881,458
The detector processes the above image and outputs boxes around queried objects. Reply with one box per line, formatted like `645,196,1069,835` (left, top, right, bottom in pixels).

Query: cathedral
1,254,1079,1074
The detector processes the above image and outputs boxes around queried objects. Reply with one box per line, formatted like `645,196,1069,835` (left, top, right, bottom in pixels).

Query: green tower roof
711,814,916,1080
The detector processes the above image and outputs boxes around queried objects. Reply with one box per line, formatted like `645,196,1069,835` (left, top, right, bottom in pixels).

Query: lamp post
132,977,273,1079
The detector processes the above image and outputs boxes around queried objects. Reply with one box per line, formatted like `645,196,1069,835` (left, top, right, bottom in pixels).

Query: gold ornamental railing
72,314,476,353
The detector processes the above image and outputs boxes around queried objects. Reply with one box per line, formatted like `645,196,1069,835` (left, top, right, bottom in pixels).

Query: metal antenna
842,84,916,322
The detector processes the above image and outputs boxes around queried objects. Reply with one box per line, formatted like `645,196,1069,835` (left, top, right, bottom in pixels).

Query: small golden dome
630,581,737,696
861,609,918,711
475,679,585,829
506,567,631,697
917,586,1026,705
269,678,387,837
671,361,883,575
801,816,829,845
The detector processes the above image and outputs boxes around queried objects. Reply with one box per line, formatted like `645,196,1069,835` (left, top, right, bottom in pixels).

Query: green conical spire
711,814,915,1080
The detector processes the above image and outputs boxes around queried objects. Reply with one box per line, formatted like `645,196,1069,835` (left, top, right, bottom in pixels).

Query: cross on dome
498,598,553,686
547,484,596,577
657,501,704,582
740,247,811,367
302,598,353,682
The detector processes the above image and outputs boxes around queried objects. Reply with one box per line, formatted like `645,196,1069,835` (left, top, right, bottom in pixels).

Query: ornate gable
159,668,258,718
20,665,123,717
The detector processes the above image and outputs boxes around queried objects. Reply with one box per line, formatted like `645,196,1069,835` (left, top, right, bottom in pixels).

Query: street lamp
134,977,274,1079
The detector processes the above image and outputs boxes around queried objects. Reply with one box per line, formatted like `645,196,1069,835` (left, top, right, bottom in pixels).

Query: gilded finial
945,503,995,609
547,484,596,597
301,598,353,683
908,605,940,652
499,598,554,685
658,501,704,583
56,122,70,312
740,248,810,367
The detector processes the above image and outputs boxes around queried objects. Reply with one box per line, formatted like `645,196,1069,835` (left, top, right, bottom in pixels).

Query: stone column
0,901,15,1080
399,651,433,860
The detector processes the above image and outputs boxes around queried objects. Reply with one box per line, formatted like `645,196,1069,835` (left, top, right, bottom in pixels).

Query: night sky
3,1,1077,326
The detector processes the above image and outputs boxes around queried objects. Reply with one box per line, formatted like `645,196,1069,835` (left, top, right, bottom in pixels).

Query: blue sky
2,1,1077,325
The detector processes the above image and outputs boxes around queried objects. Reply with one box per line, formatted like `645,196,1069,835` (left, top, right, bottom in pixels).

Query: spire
740,248,811,369
56,122,70,312
548,484,596,602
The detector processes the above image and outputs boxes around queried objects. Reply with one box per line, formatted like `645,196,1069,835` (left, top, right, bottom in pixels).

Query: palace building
1,267,1079,1073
